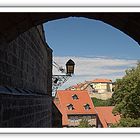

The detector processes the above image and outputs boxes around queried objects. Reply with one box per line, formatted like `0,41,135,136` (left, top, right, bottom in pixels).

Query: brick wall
0,90,52,127
0,25,52,94
0,25,53,127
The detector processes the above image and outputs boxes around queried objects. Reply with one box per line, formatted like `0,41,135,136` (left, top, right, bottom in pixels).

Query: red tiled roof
54,90,96,126
72,83,85,88
95,106,120,128
92,79,112,83
67,81,91,90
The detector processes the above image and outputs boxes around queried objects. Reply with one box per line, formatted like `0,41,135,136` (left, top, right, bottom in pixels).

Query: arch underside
0,13,140,45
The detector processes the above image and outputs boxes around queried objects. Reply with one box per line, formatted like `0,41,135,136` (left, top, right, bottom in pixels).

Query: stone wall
0,90,52,127
0,25,53,127
0,25,52,94
90,93,112,100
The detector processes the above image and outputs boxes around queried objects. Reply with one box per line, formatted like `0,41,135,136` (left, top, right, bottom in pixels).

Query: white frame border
0,6,140,134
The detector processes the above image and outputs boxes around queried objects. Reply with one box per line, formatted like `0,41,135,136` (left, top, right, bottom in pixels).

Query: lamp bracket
52,75,71,96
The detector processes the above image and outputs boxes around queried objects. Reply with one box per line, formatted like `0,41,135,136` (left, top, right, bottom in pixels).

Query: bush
78,119,91,128
111,117,140,127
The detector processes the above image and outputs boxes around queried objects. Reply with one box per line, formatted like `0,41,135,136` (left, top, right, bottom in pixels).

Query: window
107,123,112,128
84,104,91,110
67,104,74,110
72,94,79,100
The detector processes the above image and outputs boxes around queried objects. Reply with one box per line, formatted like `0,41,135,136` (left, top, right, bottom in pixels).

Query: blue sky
43,17,140,89
44,17,140,59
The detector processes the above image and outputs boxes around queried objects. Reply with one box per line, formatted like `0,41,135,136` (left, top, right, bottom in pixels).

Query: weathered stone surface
0,25,52,95
0,13,140,45
0,25,53,127
0,92,52,127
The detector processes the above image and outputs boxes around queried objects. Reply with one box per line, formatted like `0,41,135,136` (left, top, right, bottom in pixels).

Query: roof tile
95,106,120,128
54,90,96,126
92,79,112,83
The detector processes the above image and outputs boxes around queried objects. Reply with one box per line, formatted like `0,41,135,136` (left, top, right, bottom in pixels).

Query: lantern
66,59,75,75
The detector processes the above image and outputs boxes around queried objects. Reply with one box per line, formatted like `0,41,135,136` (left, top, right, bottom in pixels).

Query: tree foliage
78,119,91,128
110,62,140,126
111,117,140,127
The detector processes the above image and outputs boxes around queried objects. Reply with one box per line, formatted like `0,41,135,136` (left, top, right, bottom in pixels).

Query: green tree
111,118,140,127
110,62,140,126
78,119,91,128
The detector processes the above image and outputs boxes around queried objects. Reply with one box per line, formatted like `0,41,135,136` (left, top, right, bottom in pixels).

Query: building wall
0,92,52,127
52,102,62,128
0,25,52,94
0,25,53,127
91,83,112,93
96,115,103,128
109,83,112,92
90,93,112,100
68,115,96,127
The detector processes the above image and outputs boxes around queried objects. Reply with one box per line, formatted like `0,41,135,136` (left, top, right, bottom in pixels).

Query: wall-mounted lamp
66,59,75,76
52,59,75,96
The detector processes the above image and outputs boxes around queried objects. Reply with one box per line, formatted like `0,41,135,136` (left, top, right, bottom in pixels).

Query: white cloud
53,56,137,89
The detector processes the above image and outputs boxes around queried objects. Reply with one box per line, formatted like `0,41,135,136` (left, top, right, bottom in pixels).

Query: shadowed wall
0,25,53,127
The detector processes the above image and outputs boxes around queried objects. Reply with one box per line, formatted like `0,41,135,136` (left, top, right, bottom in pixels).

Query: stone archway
0,13,140,45
0,12,140,128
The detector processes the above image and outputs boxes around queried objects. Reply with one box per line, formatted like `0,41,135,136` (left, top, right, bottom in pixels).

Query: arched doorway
0,13,140,44
0,12,140,128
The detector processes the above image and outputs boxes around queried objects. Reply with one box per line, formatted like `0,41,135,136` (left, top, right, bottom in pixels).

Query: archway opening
1,13,140,128
44,16,140,128
44,17,140,90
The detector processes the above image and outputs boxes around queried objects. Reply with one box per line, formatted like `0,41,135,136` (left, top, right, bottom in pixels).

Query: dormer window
72,94,78,100
67,104,74,110
84,104,91,110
